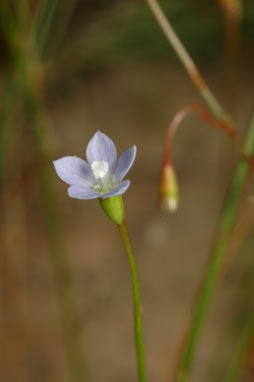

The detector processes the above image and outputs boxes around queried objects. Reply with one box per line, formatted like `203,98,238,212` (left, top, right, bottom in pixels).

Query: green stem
33,0,78,60
44,0,79,58
118,221,146,382
225,313,254,382
24,88,86,382
176,115,254,382
0,3,86,380
34,0,59,58
0,77,15,186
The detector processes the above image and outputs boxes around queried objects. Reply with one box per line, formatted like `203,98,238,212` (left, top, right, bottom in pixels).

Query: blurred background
0,0,254,381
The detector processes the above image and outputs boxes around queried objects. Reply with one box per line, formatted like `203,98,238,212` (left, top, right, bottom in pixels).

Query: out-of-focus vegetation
47,0,254,68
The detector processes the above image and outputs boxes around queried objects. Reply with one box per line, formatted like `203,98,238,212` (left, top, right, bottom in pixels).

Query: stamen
94,184,102,192
91,161,109,179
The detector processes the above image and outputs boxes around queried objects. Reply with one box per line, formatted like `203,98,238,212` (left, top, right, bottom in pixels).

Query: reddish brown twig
162,103,253,172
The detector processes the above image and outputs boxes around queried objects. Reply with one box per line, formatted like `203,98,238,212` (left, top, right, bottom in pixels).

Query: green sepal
99,195,125,225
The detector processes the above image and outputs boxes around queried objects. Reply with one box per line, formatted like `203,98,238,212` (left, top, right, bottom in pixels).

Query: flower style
53,131,136,200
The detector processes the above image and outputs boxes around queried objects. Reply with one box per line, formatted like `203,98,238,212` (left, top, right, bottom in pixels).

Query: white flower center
91,160,109,179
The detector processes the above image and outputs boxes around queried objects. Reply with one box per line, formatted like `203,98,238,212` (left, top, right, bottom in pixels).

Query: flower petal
53,156,94,186
100,180,130,199
86,131,117,170
68,185,101,199
116,145,136,181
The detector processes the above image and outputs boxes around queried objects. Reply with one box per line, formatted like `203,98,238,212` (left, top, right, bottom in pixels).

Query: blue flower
53,131,136,200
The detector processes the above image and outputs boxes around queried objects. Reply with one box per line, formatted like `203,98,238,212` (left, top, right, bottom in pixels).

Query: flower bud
159,163,179,212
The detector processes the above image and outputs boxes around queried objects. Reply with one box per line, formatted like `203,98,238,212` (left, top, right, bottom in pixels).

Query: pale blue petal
116,146,136,181
68,185,101,199
86,131,117,170
100,180,130,199
53,156,94,186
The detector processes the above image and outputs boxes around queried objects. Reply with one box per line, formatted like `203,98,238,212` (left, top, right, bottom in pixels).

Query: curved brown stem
163,103,253,173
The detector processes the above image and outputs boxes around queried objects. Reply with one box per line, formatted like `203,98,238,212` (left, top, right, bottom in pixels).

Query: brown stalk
162,103,253,173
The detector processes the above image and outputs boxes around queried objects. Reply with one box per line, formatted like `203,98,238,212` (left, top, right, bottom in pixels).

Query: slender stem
144,2,254,378
0,80,28,382
0,5,86,379
145,0,231,123
24,86,86,382
118,221,146,382
225,313,254,382
162,104,253,172
163,104,236,166
35,0,59,57
33,0,78,60
175,115,254,382
44,0,79,58
0,77,14,186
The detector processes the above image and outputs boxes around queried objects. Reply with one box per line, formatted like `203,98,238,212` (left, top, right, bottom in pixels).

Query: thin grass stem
23,84,86,382
34,0,59,58
0,4,86,379
0,78,15,186
144,0,231,123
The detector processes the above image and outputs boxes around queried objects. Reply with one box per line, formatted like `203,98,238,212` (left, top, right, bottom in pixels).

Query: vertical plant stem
0,80,28,382
0,6,28,382
1,3,86,381
144,0,231,123
144,1,254,379
225,313,254,382
24,88,86,382
0,77,14,186
118,221,146,382
34,0,59,57
176,116,254,382
2,172,28,382
217,0,242,85
44,0,79,57
33,0,78,60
